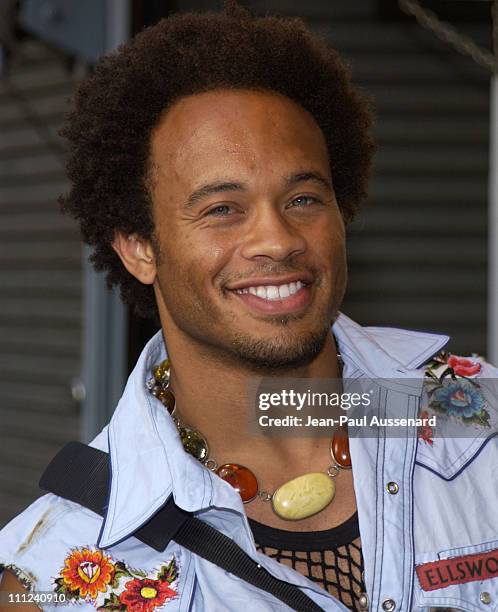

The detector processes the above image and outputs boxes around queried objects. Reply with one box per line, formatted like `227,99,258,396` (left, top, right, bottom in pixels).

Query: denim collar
97,312,449,548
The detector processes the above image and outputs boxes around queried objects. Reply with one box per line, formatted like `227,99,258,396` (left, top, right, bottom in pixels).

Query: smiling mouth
234,280,307,300
228,280,313,314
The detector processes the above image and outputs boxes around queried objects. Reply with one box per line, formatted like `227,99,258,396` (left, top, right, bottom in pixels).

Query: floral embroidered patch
53,548,179,611
422,351,490,429
425,352,482,381
56,548,114,599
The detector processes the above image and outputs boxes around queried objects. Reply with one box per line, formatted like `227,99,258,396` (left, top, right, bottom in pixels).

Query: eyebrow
184,171,333,209
284,171,333,193
185,182,245,209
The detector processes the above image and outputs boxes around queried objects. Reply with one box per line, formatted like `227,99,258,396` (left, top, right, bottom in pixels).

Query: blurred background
0,0,495,526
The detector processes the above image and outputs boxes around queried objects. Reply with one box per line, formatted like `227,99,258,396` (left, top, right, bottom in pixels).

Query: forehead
149,89,330,181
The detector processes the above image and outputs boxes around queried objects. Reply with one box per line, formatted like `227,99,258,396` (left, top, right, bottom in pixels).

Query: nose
239,202,307,262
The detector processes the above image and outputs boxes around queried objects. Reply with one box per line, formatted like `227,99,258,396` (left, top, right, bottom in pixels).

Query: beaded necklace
147,358,351,521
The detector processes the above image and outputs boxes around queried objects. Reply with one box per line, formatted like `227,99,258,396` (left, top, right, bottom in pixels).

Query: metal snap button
480,592,492,605
386,481,399,494
358,592,368,610
382,598,396,611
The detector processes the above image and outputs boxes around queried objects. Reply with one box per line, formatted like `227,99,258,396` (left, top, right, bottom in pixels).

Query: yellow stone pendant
272,472,336,520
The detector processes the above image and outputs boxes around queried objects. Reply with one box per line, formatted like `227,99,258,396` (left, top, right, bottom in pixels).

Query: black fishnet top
249,512,367,611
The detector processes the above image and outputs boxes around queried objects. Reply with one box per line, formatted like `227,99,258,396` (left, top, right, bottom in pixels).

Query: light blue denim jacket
1,312,498,612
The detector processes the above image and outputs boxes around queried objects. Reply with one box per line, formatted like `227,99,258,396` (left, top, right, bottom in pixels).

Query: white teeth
235,281,307,300
266,286,279,300
278,284,290,298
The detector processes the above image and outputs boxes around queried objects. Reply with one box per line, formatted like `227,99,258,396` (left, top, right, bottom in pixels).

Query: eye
205,204,233,217
289,195,321,208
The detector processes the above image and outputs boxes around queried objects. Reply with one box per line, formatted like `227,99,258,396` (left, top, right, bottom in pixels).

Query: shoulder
0,429,110,592
422,349,497,377
0,493,101,592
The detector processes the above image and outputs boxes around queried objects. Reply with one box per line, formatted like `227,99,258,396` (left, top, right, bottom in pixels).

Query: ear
112,232,157,285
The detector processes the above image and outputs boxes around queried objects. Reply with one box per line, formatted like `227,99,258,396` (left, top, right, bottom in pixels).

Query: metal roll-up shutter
0,39,82,526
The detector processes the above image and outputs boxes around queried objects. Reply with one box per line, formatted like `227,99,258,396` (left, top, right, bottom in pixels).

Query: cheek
192,235,232,276
314,221,346,264
163,229,234,288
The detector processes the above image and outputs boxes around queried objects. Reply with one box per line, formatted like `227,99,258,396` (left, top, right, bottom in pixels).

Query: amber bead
330,431,351,468
216,463,259,503
156,388,175,414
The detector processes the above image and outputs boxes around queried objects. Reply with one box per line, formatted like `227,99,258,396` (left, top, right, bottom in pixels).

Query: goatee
229,324,330,373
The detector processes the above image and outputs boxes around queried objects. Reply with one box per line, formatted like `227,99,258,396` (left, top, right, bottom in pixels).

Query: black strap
40,442,324,612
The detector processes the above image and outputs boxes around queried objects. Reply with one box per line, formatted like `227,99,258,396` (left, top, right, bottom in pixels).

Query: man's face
149,89,347,371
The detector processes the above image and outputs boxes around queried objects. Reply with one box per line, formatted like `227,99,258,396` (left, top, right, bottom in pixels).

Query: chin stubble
228,324,330,372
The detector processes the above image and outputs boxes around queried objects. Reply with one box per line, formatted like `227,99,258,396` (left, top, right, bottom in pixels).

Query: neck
159,323,341,469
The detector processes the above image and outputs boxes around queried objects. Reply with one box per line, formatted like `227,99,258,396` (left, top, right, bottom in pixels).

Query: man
1,3,497,611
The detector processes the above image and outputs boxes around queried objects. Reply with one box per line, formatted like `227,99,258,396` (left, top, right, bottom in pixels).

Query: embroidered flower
418,410,434,446
60,548,115,599
55,551,180,610
447,355,481,377
425,351,482,383
429,380,489,426
119,578,176,612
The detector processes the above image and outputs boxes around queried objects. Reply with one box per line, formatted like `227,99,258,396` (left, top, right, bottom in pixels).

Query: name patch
416,549,498,591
